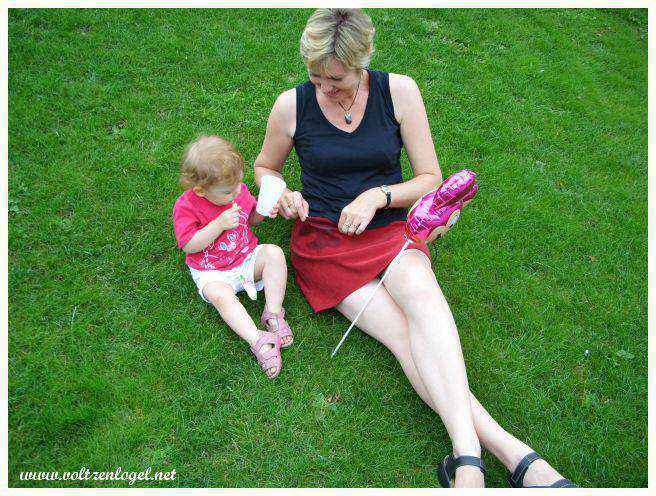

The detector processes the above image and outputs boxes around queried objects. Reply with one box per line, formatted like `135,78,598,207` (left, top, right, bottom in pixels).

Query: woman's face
308,57,361,101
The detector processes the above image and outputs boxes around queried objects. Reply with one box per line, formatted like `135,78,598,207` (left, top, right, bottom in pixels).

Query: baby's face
196,181,241,206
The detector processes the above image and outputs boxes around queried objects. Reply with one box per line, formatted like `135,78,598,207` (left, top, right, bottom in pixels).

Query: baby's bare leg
253,244,287,314
203,281,260,344
203,281,278,377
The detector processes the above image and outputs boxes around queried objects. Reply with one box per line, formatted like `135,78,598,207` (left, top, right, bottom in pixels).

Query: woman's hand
278,188,309,221
338,188,386,236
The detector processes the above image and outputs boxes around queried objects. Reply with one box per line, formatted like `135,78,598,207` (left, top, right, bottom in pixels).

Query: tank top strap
295,81,313,135
368,70,398,125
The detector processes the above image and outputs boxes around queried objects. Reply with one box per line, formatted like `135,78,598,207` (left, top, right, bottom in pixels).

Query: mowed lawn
8,8,647,488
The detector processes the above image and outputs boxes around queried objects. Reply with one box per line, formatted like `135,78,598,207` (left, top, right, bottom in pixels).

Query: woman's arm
388,73,442,205
253,89,309,221
338,74,442,235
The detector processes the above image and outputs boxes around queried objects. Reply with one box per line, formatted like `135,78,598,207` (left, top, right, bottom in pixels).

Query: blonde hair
179,135,244,191
300,8,375,75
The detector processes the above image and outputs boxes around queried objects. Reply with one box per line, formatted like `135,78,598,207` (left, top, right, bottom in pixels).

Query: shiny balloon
405,169,478,243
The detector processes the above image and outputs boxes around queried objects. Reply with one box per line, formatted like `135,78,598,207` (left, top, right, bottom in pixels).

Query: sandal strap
508,451,542,488
250,332,280,362
446,454,486,476
261,307,293,345
250,332,282,377
274,320,293,338
258,354,279,370
261,306,285,327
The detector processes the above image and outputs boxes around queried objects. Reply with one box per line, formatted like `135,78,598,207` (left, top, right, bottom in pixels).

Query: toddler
173,135,293,379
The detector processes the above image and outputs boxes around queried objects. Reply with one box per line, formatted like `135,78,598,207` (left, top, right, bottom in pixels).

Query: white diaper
189,245,264,302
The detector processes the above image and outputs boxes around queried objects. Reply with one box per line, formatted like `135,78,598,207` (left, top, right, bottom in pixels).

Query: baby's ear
193,186,205,197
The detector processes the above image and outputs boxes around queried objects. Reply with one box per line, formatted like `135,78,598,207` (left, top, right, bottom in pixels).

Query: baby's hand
268,202,279,218
217,203,240,230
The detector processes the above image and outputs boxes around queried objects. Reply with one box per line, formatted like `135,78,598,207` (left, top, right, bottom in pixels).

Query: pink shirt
173,183,259,271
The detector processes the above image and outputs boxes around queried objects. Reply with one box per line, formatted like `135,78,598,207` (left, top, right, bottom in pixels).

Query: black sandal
508,452,578,488
438,454,486,488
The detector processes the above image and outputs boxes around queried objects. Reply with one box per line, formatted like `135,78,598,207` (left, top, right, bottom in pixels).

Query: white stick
331,239,412,358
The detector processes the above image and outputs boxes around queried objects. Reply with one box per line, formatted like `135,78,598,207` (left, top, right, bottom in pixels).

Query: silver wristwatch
379,185,392,209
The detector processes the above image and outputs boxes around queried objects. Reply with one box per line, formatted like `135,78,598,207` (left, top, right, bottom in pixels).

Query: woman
253,8,577,488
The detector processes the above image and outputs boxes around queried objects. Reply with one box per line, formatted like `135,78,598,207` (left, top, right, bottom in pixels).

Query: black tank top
293,69,406,229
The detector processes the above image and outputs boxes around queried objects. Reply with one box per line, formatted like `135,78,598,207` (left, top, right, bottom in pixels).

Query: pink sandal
261,307,294,348
250,331,282,379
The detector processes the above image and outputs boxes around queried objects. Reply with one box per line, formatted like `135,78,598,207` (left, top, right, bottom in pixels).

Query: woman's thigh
382,248,453,322
335,277,411,353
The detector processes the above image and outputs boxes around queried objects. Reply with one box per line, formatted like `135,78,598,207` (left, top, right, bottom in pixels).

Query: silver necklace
337,72,362,125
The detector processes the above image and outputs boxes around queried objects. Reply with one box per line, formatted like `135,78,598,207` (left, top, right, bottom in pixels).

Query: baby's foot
250,331,282,379
266,318,292,346
255,340,278,378
261,307,294,348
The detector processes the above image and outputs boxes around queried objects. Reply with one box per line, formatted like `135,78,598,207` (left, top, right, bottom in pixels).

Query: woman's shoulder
271,88,296,120
387,72,420,92
386,73,424,123
372,71,421,103
274,87,296,112
269,87,298,138
272,78,315,113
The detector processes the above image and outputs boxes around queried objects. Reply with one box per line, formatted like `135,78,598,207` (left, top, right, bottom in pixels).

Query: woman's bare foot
454,466,485,487
521,457,565,487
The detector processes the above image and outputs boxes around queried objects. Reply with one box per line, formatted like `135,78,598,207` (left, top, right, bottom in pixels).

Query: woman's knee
387,255,449,314
391,279,447,319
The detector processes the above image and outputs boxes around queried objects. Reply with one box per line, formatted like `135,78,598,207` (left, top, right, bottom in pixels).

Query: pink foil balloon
405,169,478,243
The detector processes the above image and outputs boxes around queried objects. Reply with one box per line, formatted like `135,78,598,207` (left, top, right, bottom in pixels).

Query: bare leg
337,274,482,488
337,252,567,486
253,244,291,345
384,250,565,486
384,251,482,486
468,395,564,486
203,281,278,378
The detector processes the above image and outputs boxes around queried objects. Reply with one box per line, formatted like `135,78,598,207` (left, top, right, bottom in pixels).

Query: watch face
382,186,391,207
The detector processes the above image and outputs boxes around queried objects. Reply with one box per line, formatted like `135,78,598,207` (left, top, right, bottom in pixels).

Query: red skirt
290,216,430,312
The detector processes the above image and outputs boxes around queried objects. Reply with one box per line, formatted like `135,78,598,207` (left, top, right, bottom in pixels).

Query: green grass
8,8,647,488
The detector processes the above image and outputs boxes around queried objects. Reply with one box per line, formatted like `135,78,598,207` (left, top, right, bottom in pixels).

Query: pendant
344,113,352,125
